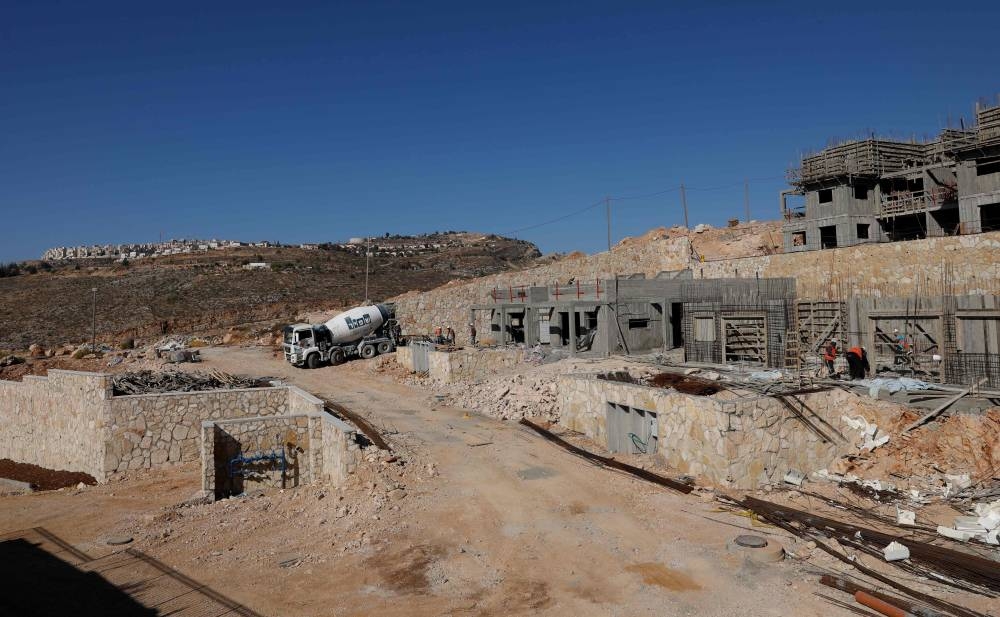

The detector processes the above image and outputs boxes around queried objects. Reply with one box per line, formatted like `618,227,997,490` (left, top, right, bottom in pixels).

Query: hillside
0,232,540,350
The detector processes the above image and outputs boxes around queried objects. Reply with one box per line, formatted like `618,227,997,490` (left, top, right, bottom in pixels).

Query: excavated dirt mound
0,459,97,491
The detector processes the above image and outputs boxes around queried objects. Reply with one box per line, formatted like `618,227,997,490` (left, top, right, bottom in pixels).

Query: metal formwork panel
412,341,431,374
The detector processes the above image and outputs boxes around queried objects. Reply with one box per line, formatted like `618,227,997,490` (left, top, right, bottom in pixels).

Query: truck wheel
306,353,320,369
360,345,376,359
376,342,391,354
330,349,345,365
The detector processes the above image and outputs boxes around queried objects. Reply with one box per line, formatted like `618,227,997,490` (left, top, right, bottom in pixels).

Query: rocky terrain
0,232,540,350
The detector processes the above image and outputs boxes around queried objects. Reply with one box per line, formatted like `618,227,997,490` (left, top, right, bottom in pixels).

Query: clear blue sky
2,1,999,261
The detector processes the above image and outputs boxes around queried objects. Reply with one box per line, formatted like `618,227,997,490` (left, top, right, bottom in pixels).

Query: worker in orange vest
823,340,838,377
845,346,870,380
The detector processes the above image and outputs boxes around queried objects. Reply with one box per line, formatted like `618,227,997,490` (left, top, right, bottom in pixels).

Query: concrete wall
426,348,525,382
0,370,111,480
393,235,692,343
201,412,360,499
558,375,855,489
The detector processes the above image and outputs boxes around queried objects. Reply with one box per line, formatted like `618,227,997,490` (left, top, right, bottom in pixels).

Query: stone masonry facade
558,374,858,489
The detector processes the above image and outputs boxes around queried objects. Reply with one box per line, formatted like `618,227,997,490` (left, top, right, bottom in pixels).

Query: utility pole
605,196,612,252
744,178,751,223
680,184,689,229
90,287,97,353
364,236,371,303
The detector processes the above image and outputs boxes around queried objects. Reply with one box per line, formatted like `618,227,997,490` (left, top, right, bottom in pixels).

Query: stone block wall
0,370,353,484
0,370,110,480
558,375,856,488
696,232,1000,299
427,348,525,382
201,412,360,499
106,387,290,474
319,414,361,486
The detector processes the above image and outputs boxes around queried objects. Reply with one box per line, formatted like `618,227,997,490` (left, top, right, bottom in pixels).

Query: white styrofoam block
883,541,910,562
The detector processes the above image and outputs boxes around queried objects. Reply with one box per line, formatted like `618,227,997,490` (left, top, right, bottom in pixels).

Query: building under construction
782,102,1000,252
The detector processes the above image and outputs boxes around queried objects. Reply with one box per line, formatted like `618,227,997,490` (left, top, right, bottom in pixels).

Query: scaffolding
792,139,927,186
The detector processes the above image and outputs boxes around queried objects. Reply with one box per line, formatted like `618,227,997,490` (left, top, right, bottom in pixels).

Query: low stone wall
106,387,290,474
427,347,525,382
0,370,353,484
201,412,360,499
0,370,110,480
395,347,414,372
558,375,855,488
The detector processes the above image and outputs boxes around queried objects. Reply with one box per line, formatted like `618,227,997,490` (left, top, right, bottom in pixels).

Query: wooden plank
901,378,986,433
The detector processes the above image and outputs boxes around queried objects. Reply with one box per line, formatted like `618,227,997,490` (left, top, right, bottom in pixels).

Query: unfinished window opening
605,402,658,455
907,178,924,192
976,159,1000,177
982,203,1000,232
853,185,869,200
856,224,869,240
930,208,960,236
628,318,650,330
791,231,806,246
694,316,715,342
818,189,833,204
819,225,838,249
723,316,767,365
879,213,927,241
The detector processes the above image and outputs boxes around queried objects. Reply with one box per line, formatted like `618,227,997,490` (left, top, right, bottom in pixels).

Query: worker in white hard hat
469,322,477,346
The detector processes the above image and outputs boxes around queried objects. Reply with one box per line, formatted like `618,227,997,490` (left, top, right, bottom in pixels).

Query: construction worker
846,346,870,380
892,329,910,365
469,323,477,345
823,340,838,377
446,327,455,345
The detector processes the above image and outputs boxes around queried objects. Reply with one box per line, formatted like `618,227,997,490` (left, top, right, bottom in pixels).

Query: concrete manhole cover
733,534,767,548
106,535,133,546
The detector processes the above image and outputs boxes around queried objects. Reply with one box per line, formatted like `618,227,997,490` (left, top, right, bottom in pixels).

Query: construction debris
111,370,268,396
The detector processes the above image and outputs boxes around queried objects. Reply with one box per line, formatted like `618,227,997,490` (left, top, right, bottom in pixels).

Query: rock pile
441,373,560,422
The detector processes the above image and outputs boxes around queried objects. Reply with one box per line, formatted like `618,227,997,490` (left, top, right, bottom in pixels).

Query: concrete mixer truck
282,303,401,369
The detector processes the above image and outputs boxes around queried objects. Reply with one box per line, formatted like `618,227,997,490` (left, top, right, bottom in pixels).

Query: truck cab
282,323,334,368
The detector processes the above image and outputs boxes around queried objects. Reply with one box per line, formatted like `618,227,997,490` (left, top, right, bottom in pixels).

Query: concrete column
568,304,577,357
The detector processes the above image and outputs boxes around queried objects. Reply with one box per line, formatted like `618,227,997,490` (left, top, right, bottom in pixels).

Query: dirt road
0,346,845,616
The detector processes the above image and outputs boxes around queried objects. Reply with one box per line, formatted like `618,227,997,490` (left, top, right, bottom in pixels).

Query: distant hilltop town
39,231,511,261
40,239,270,261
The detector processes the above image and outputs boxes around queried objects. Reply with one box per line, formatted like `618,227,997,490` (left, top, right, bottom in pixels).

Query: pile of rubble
441,372,561,422
112,370,269,396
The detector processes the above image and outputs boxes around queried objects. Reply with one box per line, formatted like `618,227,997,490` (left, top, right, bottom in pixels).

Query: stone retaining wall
0,370,110,480
106,387,290,474
558,374,856,488
426,348,525,382
0,370,354,484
